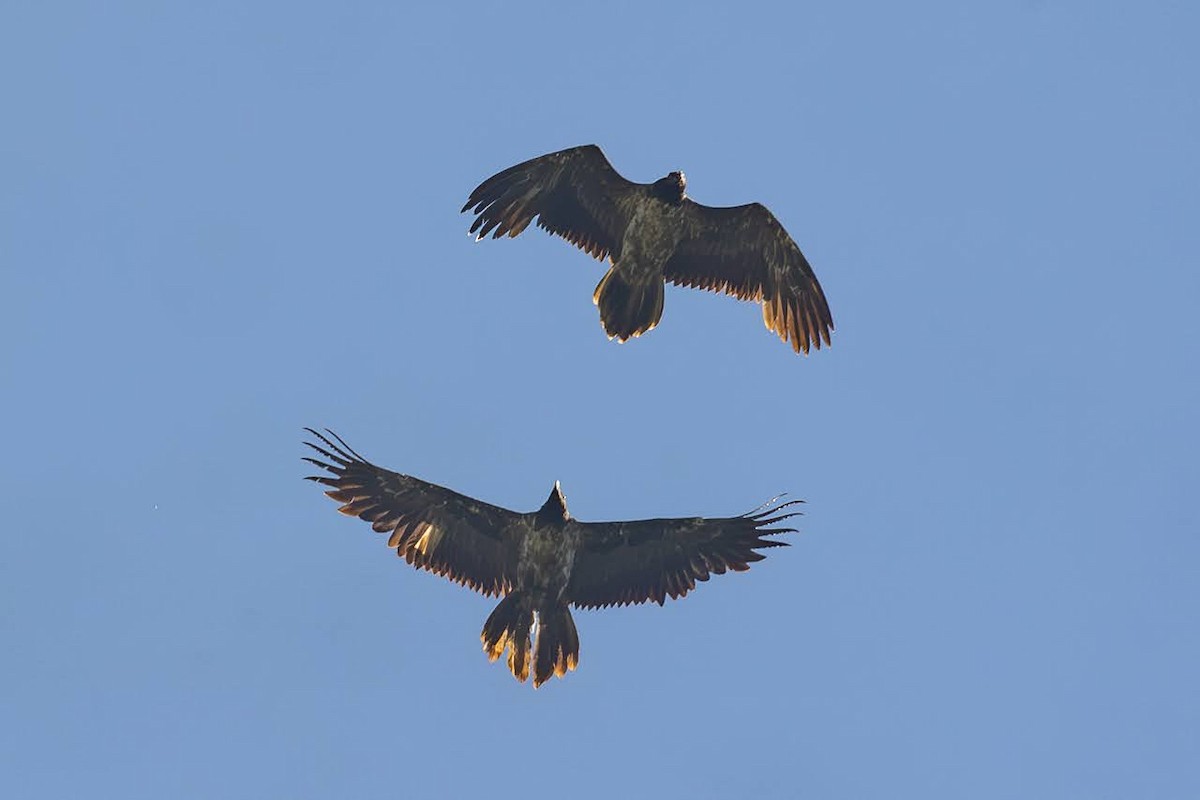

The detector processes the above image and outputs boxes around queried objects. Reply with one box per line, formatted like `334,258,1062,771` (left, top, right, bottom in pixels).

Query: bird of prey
303,428,801,688
462,144,833,354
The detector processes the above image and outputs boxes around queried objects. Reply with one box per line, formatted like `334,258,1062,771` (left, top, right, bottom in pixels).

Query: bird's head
652,171,687,205
536,480,570,524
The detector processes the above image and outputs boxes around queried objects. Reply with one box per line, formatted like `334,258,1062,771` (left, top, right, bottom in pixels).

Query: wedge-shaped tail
481,593,580,688
593,266,665,342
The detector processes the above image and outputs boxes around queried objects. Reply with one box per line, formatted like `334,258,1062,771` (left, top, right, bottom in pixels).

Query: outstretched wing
566,499,802,609
462,144,639,264
665,201,833,354
303,429,522,597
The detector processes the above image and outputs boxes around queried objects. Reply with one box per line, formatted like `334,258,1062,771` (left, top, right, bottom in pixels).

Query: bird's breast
620,201,686,278
517,523,581,601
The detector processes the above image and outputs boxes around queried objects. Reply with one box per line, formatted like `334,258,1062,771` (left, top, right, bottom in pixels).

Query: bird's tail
482,594,580,688
482,592,535,683
593,266,664,342
533,604,580,688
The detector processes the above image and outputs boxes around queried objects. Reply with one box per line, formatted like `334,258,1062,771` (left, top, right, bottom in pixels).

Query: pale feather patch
411,522,443,555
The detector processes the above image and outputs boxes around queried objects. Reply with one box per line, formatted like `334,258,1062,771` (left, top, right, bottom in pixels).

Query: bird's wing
665,201,833,353
304,429,522,597
462,144,639,263
566,498,801,608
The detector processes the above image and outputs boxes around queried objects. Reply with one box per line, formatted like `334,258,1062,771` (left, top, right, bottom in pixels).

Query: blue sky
3,1,1197,797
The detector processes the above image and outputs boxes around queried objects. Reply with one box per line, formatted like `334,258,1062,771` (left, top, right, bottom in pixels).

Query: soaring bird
303,428,801,688
462,144,833,354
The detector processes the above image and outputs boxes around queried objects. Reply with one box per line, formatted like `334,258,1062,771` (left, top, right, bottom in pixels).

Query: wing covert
304,429,521,597
566,498,801,609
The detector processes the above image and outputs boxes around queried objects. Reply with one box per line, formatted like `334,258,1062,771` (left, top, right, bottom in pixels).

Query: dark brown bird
304,428,801,688
462,144,833,354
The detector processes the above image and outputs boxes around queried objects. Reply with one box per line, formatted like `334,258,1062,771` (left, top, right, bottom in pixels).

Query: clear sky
3,1,1197,797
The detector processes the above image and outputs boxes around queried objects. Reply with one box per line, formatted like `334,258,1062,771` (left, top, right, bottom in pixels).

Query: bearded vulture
304,428,801,688
461,144,833,354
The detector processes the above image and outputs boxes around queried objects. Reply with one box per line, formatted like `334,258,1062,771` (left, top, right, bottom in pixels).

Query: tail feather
533,605,580,688
481,593,534,683
593,267,664,342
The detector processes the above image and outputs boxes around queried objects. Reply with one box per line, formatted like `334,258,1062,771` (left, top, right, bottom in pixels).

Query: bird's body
304,428,800,687
590,186,687,339
516,502,580,604
618,197,686,280
462,145,834,353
